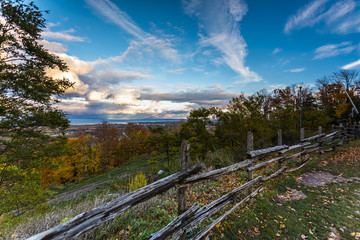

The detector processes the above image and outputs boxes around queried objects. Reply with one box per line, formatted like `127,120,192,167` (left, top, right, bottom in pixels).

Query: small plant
129,172,147,192
59,217,72,224
204,148,234,169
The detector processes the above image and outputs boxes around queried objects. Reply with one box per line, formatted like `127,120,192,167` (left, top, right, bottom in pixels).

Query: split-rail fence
27,122,360,240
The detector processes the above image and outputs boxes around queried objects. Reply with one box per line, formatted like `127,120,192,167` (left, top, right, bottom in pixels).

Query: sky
36,0,360,124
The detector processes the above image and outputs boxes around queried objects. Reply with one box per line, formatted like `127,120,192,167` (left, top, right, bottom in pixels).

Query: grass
1,139,360,239
216,139,360,239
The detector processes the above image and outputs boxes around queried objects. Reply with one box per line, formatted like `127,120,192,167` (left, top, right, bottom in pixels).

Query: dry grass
13,190,119,240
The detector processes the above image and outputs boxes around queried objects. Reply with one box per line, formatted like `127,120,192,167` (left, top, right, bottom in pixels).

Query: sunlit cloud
42,29,85,42
39,40,68,53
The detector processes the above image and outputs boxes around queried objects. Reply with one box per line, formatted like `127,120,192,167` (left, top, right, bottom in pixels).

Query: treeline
49,70,360,184
181,70,360,164
46,122,182,184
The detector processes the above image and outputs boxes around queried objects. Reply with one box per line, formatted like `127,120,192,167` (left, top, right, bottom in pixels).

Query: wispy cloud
284,0,329,34
313,41,355,59
272,48,282,55
341,59,360,69
42,29,85,42
167,68,186,74
85,0,180,62
284,68,306,72
85,0,144,39
182,0,261,82
285,0,360,34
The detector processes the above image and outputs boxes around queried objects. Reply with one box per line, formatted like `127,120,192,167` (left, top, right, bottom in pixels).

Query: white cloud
341,59,360,69
46,53,97,95
313,41,355,59
167,68,186,74
183,0,261,82
285,68,306,72
39,40,68,53
320,0,357,24
272,48,282,55
42,29,85,42
284,0,329,34
85,0,180,62
285,0,360,34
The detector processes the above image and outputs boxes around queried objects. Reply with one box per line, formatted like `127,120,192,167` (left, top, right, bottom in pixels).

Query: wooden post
318,126,322,156
354,122,357,140
278,129,282,146
300,128,305,163
278,129,283,169
178,142,190,215
247,132,254,204
178,142,190,240
332,124,337,151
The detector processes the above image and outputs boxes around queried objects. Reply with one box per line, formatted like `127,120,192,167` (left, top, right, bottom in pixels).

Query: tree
0,0,72,213
180,107,218,161
94,121,120,172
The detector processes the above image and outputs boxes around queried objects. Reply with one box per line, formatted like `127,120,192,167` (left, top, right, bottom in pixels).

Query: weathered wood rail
27,122,360,240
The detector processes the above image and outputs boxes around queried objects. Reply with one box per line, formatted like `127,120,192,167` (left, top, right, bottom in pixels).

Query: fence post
318,126,322,156
278,129,282,146
178,142,190,240
300,128,305,163
178,142,190,215
247,132,254,204
340,123,345,144
278,129,283,169
354,122,357,140
332,124,337,151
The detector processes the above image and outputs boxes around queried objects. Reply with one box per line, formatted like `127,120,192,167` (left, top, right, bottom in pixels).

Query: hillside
1,137,359,239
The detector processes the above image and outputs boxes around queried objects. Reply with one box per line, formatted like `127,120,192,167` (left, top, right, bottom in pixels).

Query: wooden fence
27,122,360,240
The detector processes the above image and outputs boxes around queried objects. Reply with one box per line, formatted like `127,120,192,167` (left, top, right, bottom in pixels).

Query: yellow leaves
280,224,285,228
60,217,73,224
308,229,313,235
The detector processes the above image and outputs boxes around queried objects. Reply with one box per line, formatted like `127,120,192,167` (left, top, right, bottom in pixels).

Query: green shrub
129,172,147,192
204,148,234,169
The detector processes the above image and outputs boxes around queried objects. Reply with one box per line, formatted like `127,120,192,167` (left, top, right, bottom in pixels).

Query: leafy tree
180,107,218,161
94,121,120,172
0,0,72,212
147,124,181,166
317,71,360,120
118,123,151,163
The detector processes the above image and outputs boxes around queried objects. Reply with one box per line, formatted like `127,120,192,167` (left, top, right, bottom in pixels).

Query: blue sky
36,0,360,123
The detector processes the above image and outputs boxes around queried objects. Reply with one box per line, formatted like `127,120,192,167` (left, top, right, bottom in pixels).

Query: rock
297,171,347,187
274,189,307,203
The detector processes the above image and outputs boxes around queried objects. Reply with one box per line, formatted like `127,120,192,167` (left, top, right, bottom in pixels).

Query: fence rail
27,122,360,240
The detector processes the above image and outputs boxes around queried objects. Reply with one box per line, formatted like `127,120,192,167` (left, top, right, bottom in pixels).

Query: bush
204,148,234,169
129,172,147,192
